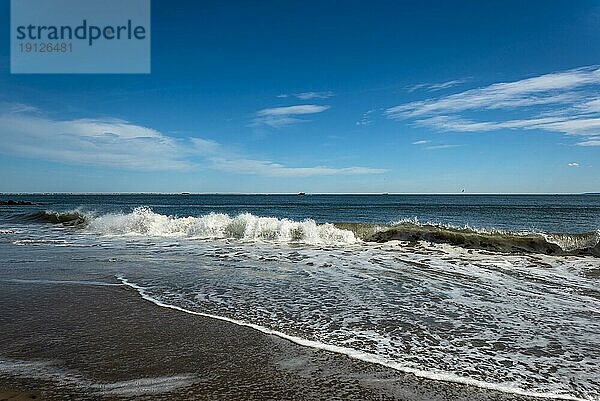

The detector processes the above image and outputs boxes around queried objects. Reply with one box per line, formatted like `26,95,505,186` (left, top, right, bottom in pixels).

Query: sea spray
86,207,357,245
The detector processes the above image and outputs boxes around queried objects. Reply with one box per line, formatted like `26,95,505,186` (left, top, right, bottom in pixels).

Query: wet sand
0,281,553,400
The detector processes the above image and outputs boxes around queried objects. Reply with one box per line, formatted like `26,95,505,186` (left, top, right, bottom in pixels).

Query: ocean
1,194,599,400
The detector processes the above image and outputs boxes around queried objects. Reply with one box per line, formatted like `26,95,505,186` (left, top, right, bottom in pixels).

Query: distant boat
180,192,191,195
382,193,389,195
298,192,306,196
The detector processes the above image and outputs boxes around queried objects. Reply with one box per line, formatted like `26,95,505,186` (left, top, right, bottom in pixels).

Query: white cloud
0,102,40,114
257,105,330,116
277,91,335,100
387,66,600,145
415,115,600,138
411,139,458,150
427,79,468,91
407,79,468,93
576,137,600,147
295,91,335,100
567,162,580,167
209,157,386,177
253,104,330,128
190,137,220,154
0,107,194,171
389,66,600,118
0,103,385,177
425,144,461,150
356,109,376,126
576,99,600,114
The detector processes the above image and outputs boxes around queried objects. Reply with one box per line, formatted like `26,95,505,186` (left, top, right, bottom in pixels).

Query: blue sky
0,0,599,193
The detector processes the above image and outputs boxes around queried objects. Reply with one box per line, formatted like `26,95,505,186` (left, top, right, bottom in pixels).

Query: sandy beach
0,279,558,401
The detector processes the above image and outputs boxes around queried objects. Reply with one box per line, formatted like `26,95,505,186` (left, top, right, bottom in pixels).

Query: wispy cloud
411,139,458,150
0,105,194,171
277,91,335,100
356,109,376,126
415,115,600,144
391,67,599,117
424,144,461,150
253,104,330,128
209,158,386,177
407,79,468,93
190,137,220,155
576,137,600,147
257,105,329,116
0,103,384,177
387,66,600,146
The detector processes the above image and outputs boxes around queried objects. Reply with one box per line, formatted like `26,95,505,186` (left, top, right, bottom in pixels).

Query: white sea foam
0,358,193,396
543,231,600,251
390,216,527,235
12,239,70,246
118,276,591,401
109,237,600,400
86,207,357,245
93,375,196,396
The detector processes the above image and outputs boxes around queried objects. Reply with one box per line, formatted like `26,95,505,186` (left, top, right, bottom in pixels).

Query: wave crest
29,210,88,226
86,207,357,245
358,222,600,257
21,208,600,256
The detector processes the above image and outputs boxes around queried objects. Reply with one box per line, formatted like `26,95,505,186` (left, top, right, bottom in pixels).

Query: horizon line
1,192,598,196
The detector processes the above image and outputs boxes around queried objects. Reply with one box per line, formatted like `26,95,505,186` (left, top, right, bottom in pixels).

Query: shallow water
1,194,599,400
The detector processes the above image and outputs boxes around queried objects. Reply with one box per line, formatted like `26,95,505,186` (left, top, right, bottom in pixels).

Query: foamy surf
118,276,591,401
83,207,358,245
15,206,600,255
3,195,599,400
0,358,194,397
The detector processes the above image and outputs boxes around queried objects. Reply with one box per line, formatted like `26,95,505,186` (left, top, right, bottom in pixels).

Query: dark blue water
1,194,599,233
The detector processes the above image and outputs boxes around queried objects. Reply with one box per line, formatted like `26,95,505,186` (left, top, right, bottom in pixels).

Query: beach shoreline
0,280,565,401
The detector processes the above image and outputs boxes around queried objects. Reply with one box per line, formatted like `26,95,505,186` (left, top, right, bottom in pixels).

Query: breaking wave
83,207,355,245
355,221,600,257
28,210,88,226
19,207,600,256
